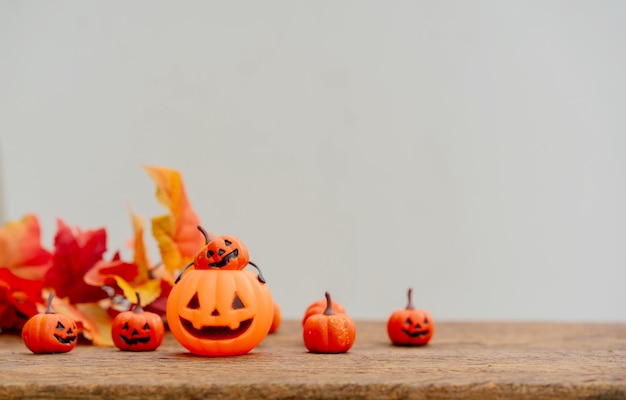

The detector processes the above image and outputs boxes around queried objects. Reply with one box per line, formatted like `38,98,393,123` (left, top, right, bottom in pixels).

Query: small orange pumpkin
22,293,78,354
303,292,355,353
268,302,281,334
192,227,249,271
387,288,434,346
302,297,346,326
112,292,164,351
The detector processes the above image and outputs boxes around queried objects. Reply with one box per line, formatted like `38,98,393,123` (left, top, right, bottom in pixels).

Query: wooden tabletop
1,321,625,399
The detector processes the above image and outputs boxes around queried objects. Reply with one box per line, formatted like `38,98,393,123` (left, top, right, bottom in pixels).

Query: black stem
134,291,144,313
406,288,415,310
175,261,194,284
247,261,266,283
197,225,210,245
45,292,55,314
323,292,335,316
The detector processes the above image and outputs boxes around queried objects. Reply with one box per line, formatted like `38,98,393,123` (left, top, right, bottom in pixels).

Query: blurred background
1,1,625,322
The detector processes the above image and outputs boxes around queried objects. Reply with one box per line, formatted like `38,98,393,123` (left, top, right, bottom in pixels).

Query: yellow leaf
75,303,114,346
49,294,113,346
144,166,206,275
113,276,161,307
129,209,150,282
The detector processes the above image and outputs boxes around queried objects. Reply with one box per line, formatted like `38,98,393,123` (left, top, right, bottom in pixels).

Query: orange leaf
50,294,114,346
144,166,206,275
0,214,51,280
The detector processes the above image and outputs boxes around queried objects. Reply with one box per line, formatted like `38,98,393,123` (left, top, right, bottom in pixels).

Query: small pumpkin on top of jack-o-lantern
166,226,273,357
387,287,434,346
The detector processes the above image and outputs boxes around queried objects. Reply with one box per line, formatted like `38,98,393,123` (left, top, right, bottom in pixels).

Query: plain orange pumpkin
303,292,355,353
269,302,281,334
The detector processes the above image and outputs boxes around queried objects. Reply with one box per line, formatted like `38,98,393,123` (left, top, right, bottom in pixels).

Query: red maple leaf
0,268,44,331
44,219,108,304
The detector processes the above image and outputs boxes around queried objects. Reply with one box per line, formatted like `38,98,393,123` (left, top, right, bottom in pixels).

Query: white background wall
1,1,625,322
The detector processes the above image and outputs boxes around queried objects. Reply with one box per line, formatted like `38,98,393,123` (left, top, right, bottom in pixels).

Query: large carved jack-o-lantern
387,288,434,346
167,226,273,356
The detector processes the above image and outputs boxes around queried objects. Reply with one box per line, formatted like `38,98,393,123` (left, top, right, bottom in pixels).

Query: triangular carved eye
56,321,65,330
143,323,150,330
122,322,129,330
187,293,200,309
232,293,245,310
405,318,412,325
224,240,232,246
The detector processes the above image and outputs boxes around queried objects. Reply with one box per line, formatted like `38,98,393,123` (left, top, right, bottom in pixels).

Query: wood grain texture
1,321,625,399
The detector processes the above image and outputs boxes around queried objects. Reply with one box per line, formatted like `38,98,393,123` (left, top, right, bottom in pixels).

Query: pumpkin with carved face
193,227,249,271
112,292,164,352
168,226,273,356
387,288,434,346
167,269,272,356
22,293,78,354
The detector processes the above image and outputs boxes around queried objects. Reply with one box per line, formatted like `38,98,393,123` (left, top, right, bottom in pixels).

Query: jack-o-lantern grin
402,317,431,338
208,249,239,268
54,322,77,345
402,329,430,338
120,334,152,345
179,316,253,340
119,325,153,345
54,333,77,345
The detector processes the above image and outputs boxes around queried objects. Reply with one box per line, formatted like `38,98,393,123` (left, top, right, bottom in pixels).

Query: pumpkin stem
134,291,144,313
174,261,195,284
197,225,210,245
406,288,415,310
247,261,266,283
45,292,55,314
323,292,335,316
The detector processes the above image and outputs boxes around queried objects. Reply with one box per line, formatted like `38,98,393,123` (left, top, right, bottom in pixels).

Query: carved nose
211,308,220,316
132,329,139,336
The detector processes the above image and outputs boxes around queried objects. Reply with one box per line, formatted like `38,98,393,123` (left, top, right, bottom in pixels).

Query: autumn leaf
83,209,168,311
0,215,51,330
49,293,113,346
0,268,43,330
144,165,205,277
0,214,51,280
44,219,108,304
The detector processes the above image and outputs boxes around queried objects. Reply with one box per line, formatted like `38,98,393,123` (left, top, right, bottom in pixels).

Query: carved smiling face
111,299,165,352
21,293,78,354
194,235,249,271
387,288,434,346
166,269,273,356
53,319,78,345
401,312,432,338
